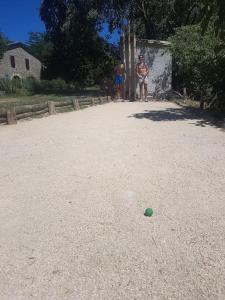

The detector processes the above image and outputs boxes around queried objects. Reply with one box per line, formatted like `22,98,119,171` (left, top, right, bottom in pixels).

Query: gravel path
1,102,225,300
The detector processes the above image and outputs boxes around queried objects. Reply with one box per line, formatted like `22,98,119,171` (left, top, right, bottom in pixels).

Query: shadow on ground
128,106,225,130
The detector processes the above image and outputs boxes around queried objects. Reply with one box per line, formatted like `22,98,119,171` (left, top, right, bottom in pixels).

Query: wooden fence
0,96,112,125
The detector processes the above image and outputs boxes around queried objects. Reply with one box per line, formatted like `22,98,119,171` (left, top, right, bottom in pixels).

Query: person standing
114,62,125,101
136,55,149,101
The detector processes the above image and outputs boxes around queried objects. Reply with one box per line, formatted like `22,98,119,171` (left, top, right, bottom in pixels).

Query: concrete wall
136,40,172,97
0,47,42,80
121,32,172,100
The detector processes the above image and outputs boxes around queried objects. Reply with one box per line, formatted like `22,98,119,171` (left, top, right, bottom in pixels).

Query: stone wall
0,47,42,80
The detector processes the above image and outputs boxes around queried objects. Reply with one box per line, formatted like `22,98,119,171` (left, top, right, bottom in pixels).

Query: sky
0,0,119,44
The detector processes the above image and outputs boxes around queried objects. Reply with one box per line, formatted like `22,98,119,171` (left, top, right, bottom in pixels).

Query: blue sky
0,0,119,44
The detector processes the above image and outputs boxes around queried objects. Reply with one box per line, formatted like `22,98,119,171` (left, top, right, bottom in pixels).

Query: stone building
0,42,42,80
121,29,172,100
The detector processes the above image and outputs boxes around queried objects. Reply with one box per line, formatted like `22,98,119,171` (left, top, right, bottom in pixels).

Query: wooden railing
0,96,112,125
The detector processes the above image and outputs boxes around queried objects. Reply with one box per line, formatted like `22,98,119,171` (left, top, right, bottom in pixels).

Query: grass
0,87,104,110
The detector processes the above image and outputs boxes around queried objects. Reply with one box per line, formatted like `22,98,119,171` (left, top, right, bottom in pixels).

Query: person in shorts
114,63,125,101
136,55,149,101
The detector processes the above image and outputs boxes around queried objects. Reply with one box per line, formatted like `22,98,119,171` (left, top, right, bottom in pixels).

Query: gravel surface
0,102,225,300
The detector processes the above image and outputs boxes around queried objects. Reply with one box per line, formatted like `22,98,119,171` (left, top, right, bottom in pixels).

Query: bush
169,24,225,109
0,78,15,93
23,76,37,91
0,77,81,95
50,79,67,91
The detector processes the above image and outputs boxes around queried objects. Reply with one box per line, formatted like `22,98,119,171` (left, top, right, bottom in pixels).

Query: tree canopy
201,0,225,37
0,32,8,59
27,32,54,65
39,0,118,84
97,0,203,39
169,0,225,109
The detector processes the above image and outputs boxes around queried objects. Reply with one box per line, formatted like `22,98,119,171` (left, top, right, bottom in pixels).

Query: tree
169,25,217,93
169,24,225,109
201,0,225,37
98,0,203,39
27,32,53,65
39,0,117,84
0,32,8,59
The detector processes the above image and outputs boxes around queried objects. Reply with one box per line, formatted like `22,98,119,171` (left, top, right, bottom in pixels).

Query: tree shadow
128,106,225,130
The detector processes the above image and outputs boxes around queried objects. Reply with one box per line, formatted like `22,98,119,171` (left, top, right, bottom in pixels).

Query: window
25,58,30,70
10,56,15,68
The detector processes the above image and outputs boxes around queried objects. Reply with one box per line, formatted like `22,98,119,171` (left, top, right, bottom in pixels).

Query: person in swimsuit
114,63,125,101
136,55,149,101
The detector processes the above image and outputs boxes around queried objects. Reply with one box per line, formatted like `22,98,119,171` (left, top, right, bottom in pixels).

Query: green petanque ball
144,208,153,217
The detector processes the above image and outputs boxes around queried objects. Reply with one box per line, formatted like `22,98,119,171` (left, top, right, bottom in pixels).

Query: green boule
144,208,153,217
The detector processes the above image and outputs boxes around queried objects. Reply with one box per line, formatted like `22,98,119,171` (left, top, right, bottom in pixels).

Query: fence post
100,97,103,104
7,108,17,125
91,98,95,106
48,101,56,115
73,99,80,110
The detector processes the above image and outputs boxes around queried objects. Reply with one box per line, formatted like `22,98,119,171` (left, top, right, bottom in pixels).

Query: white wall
136,44,172,97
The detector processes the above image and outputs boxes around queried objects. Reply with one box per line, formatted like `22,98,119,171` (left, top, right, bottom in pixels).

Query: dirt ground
0,101,225,300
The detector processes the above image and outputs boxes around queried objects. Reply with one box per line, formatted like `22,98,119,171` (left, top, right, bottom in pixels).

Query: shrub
169,24,225,109
50,78,67,91
11,76,23,89
26,78,69,93
0,78,14,93
0,77,81,95
23,76,37,91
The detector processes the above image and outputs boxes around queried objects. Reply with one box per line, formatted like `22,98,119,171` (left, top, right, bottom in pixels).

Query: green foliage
0,77,82,95
98,0,203,39
0,78,14,93
0,77,28,95
31,78,75,93
0,32,8,59
201,0,225,38
26,32,54,65
0,77,31,94
39,0,118,85
169,24,225,108
200,1,225,108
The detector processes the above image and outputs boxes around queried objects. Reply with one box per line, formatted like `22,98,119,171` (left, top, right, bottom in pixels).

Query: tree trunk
200,100,204,110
